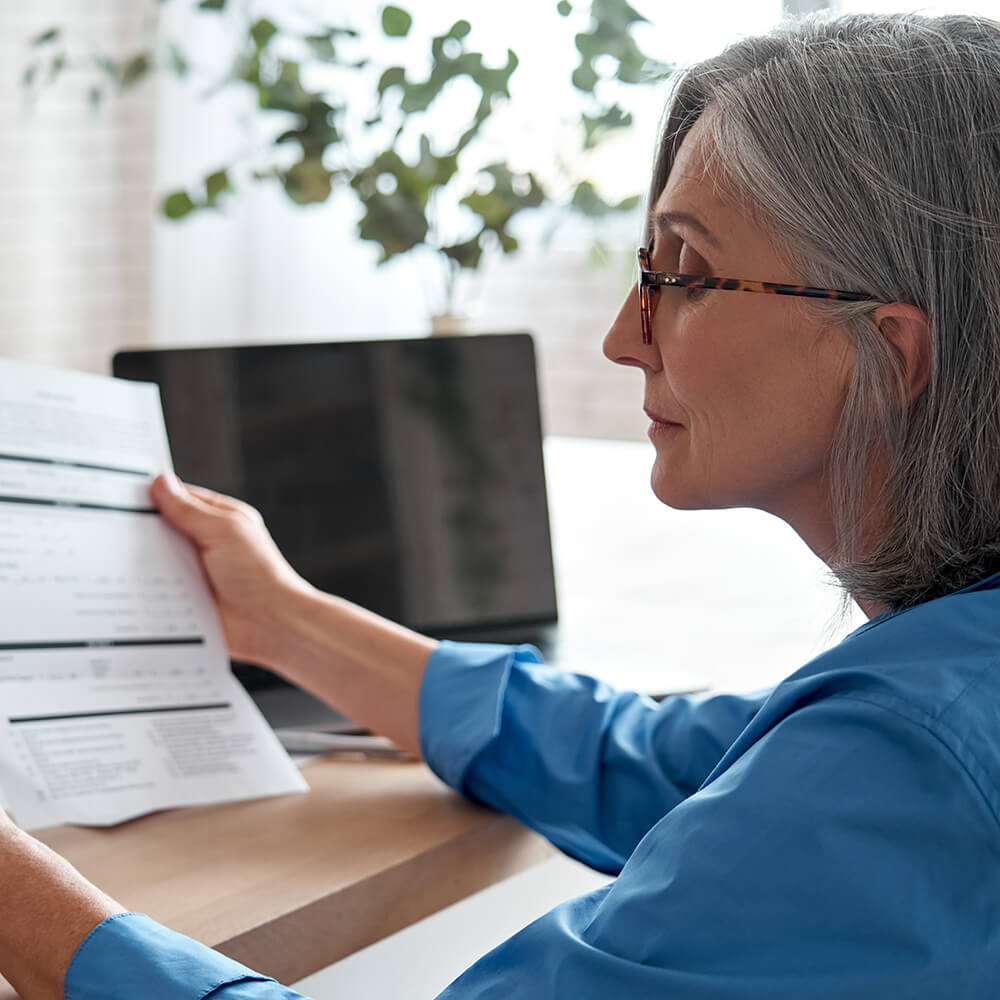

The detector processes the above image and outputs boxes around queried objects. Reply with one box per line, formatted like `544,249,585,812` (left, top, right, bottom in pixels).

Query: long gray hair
650,12,1000,611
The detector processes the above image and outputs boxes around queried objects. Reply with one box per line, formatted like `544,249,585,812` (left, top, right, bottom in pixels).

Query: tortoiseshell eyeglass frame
637,246,879,345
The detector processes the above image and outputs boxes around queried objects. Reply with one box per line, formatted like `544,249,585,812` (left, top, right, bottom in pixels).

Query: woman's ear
871,302,932,403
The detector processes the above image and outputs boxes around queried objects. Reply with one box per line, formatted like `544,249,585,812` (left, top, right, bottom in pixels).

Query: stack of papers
0,359,307,831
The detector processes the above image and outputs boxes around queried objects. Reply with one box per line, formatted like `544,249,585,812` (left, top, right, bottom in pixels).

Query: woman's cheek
660,314,726,403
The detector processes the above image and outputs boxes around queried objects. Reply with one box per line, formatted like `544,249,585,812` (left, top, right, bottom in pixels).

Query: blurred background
4,0,994,444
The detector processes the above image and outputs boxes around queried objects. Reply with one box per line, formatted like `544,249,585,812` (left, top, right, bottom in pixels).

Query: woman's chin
649,468,705,511
649,461,734,512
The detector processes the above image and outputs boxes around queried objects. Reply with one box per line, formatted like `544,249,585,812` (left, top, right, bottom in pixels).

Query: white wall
0,1,155,373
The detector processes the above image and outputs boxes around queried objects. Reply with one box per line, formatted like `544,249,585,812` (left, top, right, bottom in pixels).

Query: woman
4,10,1000,998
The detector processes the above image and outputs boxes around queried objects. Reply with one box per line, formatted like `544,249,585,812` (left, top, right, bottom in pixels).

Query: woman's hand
150,474,314,670
150,474,436,753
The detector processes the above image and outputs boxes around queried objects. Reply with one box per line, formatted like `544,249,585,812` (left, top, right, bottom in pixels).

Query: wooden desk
0,758,552,999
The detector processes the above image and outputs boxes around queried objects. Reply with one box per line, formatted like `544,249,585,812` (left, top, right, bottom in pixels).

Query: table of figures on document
0,360,306,831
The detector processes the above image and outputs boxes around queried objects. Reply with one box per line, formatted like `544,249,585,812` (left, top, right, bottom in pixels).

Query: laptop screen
112,334,558,636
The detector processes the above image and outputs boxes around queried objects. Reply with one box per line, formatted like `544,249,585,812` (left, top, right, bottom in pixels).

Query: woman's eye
678,241,704,273
677,242,710,300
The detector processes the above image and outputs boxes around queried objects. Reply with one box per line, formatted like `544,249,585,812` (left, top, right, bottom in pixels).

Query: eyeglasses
636,246,879,345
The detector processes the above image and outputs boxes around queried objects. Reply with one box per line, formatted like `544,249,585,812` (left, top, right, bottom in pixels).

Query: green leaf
30,27,60,47
590,0,647,30
570,0,670,94
48,53,67,84
588,239,610,269
282,159,334,204
381,6,413,38
204,169,231,204
416,133,459,187
569,181,640,218
442,238,483,270
21,63,37,88
250,18,278,50
557,0,572,13
570,181,613,216
399,43,517,116
571,63,599,92
448,19,471,40
120,53,150,89
163,191,197,220
356,189,429,260
232,51,260,86
581,103,633,149
292,100,342,157
198,0,226,9
166,42,189,76
350,150,433,261
377,65,406,96
94,54,118,79
498,231,519,253
259,61,309,112
460,164,544,254
306,34,337,61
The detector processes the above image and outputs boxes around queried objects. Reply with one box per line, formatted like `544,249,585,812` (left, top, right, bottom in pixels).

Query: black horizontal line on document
0,452,150,478
0,495,156,514
0,637,205,651
8,702,232,725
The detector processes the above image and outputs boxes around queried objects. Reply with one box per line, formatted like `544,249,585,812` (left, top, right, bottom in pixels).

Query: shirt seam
935,655,996,721
833,692,1000,830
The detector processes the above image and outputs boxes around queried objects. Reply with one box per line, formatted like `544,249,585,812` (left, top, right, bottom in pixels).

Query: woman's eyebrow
652,210,722,250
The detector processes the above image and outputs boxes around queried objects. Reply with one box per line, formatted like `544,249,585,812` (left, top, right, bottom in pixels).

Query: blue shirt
65,573,1000,998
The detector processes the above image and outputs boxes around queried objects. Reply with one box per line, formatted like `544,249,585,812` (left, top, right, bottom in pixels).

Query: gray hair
649,12,1000,611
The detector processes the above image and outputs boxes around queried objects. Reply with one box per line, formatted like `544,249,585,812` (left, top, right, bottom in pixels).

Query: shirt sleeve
419,641,770,873
435,695,1000,999
65,912,310,1000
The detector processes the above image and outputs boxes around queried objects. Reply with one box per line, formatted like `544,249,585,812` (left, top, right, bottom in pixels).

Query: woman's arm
149,474,437,756
0,810,123,1000
0,807,306,1000
151,474,766,864
421,642,770,872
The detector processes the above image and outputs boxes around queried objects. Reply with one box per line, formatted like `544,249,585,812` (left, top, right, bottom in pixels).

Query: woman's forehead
652,123,727,228
651,123,775,259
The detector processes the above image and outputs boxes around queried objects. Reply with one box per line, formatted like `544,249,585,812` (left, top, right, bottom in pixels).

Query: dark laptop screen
112,335,557,635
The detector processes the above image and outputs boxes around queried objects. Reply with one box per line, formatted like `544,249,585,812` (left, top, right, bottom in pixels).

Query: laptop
113,334,564,732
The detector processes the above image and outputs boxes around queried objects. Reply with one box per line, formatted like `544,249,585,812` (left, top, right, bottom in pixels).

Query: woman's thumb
150,472,219,540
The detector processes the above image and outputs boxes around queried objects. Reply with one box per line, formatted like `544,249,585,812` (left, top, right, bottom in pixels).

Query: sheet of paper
0,359,307,830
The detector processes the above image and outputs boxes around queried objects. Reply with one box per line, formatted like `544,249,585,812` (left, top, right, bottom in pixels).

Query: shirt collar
845,566,1000,642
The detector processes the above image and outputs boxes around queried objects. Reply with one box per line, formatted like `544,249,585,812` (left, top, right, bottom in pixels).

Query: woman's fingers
184,482,252,514
149,474,235,540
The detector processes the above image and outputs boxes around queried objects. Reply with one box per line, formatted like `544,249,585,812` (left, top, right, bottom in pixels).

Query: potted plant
24,0,669,324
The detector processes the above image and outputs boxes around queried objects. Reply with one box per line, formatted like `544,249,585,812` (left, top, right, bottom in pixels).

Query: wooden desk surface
0,757,552,999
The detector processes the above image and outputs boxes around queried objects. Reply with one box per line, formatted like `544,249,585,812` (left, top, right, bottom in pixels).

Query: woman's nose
602,284,661,372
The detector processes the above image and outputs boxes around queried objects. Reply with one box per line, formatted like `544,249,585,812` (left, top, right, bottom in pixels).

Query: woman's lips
645,407,683,439
644,407,682,426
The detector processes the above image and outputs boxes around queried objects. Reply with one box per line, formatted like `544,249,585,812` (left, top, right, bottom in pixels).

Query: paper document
0,359,307,830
